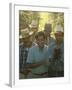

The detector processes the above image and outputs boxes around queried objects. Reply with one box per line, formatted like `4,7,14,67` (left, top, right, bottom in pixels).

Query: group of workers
19,20,64,79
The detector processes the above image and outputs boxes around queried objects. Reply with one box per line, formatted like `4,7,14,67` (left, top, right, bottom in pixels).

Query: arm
27,47,48,69
26,61,45,68
26,59,48,69
21,62,43,75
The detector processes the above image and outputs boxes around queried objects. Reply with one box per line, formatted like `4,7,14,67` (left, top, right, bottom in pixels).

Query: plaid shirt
19,42,36,72
19,44,29,72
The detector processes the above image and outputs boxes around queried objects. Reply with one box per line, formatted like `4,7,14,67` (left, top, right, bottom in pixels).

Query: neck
37,45,44,50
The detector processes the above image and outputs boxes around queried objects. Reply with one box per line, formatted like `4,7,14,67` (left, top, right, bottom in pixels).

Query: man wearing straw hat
47,24,64,77
19,28,34,79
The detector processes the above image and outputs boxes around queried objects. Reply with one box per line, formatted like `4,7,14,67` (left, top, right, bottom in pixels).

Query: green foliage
19,10,32,30
19,10,40,34
19,11,64,35
48,12,64,32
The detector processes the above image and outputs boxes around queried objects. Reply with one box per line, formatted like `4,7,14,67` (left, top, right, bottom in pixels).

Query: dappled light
19,10,64,38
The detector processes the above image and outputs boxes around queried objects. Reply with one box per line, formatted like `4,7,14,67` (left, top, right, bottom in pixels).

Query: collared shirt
19,42,37,72
27,45,48,74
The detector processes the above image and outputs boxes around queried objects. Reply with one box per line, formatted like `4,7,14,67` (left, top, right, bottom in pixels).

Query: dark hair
35,31,46,39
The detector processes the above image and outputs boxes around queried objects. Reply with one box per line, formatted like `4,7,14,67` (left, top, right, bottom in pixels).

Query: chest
34,49,47,62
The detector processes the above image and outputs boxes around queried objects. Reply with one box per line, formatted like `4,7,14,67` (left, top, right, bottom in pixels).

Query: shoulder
19,43,24,48
48,41,55,48
47,42,56,53
30,45,37,49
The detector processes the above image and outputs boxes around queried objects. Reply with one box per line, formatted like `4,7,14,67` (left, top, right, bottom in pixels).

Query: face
36,36,45,48
22,36,32,47
55,32,63,43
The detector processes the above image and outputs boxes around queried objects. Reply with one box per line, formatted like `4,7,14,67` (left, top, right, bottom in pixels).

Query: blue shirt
27,45,48,74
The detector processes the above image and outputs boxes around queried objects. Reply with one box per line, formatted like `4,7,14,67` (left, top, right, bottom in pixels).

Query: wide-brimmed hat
29,20,38,29
44,23,52,32
55,25,64,34
21,28,33,39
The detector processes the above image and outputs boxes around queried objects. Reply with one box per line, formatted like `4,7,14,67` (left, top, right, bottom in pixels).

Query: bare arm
26,60,47,69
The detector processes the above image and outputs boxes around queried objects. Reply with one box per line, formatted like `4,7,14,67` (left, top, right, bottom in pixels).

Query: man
47,24,64,77
44,23,55,46
19,28,34,79
26,31,48,78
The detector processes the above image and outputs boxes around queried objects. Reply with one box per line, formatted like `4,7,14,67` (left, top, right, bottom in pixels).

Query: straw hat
21,28,33,38
55,25,64,34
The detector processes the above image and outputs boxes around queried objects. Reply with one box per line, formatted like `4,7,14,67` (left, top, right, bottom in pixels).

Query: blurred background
19,10,64,38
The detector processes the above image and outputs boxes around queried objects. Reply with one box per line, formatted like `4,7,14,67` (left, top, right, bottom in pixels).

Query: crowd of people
19,21,64,79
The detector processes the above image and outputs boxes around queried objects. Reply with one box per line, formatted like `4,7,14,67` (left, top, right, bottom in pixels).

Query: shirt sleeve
27,47,35,64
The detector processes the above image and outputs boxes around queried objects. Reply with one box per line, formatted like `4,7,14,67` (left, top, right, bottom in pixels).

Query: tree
48,12,64,32
19,10,40,34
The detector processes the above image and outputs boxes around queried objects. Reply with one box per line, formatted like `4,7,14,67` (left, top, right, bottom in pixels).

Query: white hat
19,35,22,39
29,20,38,28
55,25,63,33
21,28,33,38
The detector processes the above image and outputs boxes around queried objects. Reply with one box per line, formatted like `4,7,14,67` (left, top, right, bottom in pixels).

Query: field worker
26,31,48,78
47,24,64,77
19,28,34,79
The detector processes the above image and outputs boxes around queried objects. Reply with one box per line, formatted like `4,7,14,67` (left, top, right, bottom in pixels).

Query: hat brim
54,32,64,36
